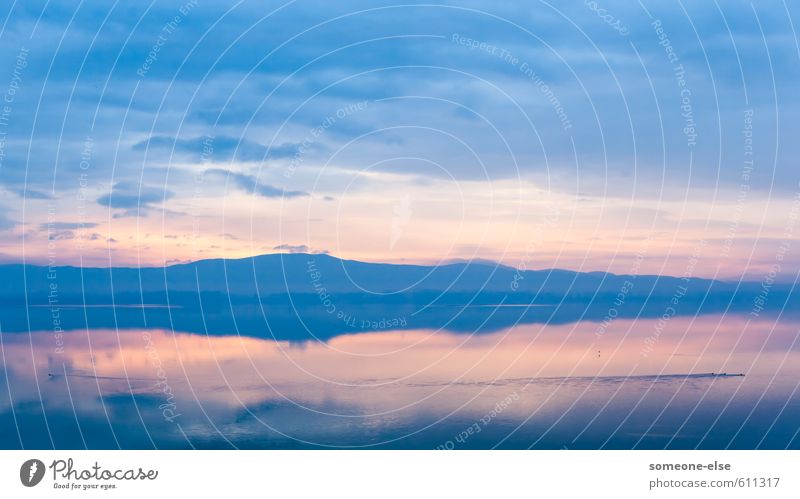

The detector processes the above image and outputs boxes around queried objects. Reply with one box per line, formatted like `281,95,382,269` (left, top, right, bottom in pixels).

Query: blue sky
0,0,798,278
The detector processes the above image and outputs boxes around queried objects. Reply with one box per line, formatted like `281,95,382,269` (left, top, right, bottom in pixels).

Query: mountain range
0,252,736,301
0,253,794,340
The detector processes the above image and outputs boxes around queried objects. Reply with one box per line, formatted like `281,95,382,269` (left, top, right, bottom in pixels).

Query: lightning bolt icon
28,461,38,484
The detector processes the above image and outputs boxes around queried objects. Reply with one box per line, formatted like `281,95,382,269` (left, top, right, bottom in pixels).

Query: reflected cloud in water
1,313,799,449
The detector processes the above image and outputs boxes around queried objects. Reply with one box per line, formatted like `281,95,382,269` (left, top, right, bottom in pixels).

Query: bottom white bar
0,451,796,498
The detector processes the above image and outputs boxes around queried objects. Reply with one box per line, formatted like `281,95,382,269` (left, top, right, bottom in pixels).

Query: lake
1,312,798,449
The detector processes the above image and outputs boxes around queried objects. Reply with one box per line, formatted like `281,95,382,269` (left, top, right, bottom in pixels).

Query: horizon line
0,251,746,284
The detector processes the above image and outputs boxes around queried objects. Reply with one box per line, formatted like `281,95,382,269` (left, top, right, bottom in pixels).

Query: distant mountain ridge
0,253,795,339
0,252,731,301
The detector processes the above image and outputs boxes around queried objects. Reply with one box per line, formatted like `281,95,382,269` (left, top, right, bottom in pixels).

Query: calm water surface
1,313,798,449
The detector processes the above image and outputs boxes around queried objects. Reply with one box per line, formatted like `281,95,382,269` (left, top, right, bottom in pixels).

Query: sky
0,0,798,280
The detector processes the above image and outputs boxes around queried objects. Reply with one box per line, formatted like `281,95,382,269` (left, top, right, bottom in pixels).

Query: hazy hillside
0,252,732,302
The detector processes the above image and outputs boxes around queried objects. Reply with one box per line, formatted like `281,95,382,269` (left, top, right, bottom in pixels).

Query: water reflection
1,313,798,449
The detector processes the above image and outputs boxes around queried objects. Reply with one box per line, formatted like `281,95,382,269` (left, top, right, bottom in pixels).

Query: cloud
272,244,329,255
273,244,310,254
47,230,76,241
3,0,798,199
96,182,174,217
39,222,99,231
0,211,16,231
12,188,55,200
205,169,307,198
132,135,302,163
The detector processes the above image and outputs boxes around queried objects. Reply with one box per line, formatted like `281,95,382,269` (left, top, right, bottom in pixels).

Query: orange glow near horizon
3,176,796,281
